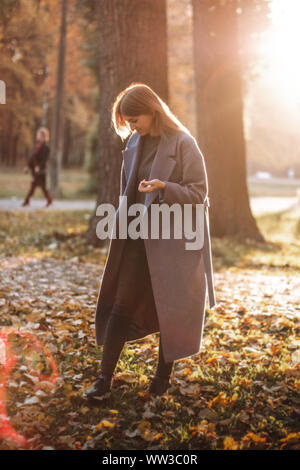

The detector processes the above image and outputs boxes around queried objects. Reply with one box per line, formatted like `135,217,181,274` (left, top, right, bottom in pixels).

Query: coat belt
202,197,216,309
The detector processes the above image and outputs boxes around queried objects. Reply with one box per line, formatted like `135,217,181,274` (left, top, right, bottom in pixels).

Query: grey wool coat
94,128,217,363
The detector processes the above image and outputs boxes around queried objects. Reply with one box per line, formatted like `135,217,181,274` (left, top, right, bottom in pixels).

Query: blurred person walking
22,127,53,207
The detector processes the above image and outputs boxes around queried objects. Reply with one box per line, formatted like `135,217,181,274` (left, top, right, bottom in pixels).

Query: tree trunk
49,0,68,198
85,0,168,246
11,133,18,166
62,117,70,167
192,0,264,241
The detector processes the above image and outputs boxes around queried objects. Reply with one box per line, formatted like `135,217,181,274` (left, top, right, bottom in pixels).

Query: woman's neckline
143,133,161,138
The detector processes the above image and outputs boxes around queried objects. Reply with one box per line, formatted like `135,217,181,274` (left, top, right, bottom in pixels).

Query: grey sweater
135,133,161,205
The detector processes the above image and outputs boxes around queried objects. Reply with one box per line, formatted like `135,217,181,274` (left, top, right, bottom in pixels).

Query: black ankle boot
83,372,113,401
148,375,170,395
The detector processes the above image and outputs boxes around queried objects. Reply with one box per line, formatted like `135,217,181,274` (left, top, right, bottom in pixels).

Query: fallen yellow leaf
95,420,115,430
224,437,239,450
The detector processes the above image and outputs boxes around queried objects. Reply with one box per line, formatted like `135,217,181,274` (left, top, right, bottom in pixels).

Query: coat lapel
122,130,178,210
122,132,143,187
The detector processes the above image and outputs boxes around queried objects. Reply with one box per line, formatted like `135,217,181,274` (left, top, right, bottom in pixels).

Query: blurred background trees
0,0,51,165
0,0,96,171
1,0,299,243
49,0,68,198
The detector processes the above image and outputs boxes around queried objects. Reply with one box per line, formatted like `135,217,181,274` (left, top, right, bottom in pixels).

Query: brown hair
111,82,191,141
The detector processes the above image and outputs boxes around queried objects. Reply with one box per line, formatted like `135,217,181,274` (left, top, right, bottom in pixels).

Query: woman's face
123,113,154,136
36,130,44,142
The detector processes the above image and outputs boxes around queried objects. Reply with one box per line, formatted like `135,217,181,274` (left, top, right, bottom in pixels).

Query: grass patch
0,167,93,200
212,206,300,272
0,206,299,271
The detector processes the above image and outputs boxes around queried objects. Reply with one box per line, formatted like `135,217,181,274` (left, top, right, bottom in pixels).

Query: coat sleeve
158,134,208,206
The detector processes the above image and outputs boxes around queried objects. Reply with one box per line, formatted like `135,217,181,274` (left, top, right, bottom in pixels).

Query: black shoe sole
83,390,111,401
84,394,111,406
90,391,110,401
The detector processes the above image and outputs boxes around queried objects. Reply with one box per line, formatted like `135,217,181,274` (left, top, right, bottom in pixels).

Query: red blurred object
0,328,58,448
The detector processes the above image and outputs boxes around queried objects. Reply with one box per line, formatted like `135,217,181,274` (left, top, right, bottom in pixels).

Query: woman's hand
34,165,40,173
138,179,166,193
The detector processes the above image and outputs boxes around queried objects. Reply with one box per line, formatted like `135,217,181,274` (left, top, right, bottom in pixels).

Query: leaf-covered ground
0,209,299,450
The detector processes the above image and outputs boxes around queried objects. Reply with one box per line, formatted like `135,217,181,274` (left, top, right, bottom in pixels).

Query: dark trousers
100,313,174,378
24,175,52,204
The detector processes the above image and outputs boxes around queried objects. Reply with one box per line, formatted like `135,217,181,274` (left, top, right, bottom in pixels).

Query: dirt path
0,198,95,211
0,196,297,213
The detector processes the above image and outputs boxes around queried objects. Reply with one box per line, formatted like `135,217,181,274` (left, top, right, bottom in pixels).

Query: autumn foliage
0,210,299,450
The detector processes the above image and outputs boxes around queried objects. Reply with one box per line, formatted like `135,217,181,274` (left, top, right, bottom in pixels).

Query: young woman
22,127,53,207
83,83,216,401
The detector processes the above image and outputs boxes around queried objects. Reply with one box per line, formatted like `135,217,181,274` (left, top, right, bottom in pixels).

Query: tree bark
192,0,264,241
62,117,70,167
49,0,68,197
85,0,168,246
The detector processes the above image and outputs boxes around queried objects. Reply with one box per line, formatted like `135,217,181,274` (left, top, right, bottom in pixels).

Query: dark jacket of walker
28,142,50,180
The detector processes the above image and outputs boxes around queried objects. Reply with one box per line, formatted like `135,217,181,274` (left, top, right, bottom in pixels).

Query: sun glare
260,0,300,103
